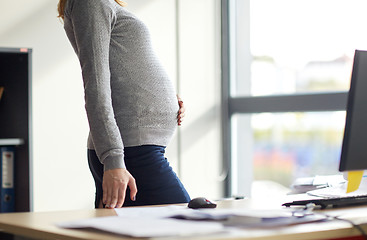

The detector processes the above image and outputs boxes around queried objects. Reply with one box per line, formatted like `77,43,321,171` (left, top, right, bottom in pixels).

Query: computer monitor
339,50,367,172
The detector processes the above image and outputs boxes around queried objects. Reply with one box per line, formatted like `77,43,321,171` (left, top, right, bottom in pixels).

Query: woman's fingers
115,182,126,208
105,179,126,208
129,178,138,201
102,182,108,206
102,168,137,208
177,96,185,126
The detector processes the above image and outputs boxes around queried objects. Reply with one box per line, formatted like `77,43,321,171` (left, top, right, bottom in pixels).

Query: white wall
0,0,222,212
178,0,223,199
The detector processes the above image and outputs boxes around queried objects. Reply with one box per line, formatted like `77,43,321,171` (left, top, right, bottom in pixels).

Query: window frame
221,0,349,197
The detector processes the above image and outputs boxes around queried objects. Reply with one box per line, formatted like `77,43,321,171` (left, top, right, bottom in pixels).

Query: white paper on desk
114,205,228,221
114,205,188,218
115,206,289,219
168,208,328,228
117,206,327,228
57,216,224,238
58,207,328,236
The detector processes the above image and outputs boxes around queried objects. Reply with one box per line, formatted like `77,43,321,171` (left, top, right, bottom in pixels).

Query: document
57,215,224,238
289,175,346,194
58,205,328,237
308,177,367,198
165,208,327,228
114,205,188,219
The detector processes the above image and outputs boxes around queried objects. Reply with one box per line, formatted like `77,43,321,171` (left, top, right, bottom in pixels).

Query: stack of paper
58,215,224,238
290,175,346,194
57,205,328,238
308,176,367,198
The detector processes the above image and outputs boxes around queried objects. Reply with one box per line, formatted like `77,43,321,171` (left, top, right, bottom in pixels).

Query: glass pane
232,111,346,190
233,0,367,96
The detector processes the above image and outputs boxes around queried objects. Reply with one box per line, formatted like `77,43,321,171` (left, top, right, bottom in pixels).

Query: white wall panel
178,0,223,199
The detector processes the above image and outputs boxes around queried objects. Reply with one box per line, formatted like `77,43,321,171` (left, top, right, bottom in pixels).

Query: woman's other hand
102,168,137,208
177,95,185,126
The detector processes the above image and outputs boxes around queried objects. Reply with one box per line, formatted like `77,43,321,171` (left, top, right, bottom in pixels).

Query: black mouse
188,197,217,209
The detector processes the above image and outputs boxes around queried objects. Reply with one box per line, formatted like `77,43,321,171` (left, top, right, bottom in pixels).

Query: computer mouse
188,197,217,209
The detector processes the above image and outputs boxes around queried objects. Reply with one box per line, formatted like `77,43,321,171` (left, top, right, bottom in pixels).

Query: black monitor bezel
339,49,367,171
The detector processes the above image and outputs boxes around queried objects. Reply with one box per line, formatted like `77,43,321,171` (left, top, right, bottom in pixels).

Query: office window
222,0,366,196
231,0,367,97
232,112,345,190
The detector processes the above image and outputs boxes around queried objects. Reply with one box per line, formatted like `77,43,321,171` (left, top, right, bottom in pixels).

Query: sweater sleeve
68,0,125,171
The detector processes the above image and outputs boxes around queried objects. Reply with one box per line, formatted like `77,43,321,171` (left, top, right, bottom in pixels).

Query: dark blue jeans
87,145,190,208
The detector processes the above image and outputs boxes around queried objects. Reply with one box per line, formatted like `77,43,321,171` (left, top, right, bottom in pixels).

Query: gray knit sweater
63,0,179,171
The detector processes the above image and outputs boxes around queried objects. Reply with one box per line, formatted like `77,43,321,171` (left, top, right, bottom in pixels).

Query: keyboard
283,195,367,209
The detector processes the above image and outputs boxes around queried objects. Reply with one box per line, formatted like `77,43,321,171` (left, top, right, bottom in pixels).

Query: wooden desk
0,199,366,240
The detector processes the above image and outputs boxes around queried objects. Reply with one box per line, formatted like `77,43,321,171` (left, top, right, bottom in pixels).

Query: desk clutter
57,173,367,238
57,204,328,238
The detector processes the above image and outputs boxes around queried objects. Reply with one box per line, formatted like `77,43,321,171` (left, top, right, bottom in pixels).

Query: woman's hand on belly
177,95,185,126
